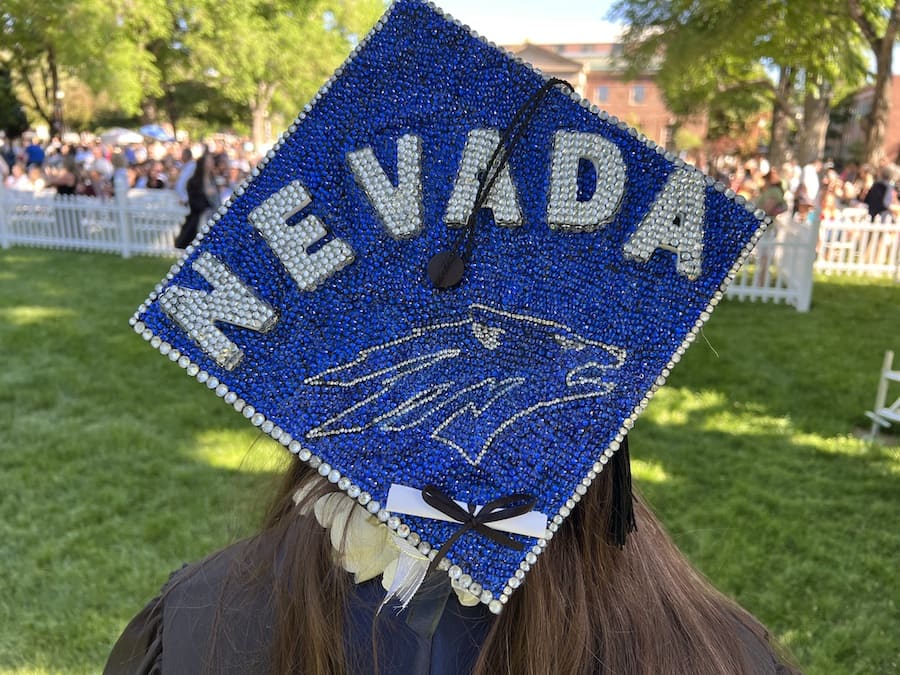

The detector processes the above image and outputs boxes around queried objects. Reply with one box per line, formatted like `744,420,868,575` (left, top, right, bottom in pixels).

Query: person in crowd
78,168,107,198
854,164,875,203
792,162,819,219
174,151,217,249
147,161,169,189
24,137,45,168
754,169,788,285
737,174,758,202
111,152,131,195
91,144,114,181
819,168,844,220
0,139,16,171
757,169,787,218
48,154,79,195
174,148,196,205
4,162,31,190
26,164,46,192
132,162,150,189
863,165,896,221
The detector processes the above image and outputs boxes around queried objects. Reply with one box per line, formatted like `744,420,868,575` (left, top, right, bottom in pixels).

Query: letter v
347,134,423,238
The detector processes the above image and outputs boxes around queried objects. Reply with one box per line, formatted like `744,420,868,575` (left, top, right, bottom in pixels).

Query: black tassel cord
608,436,637,547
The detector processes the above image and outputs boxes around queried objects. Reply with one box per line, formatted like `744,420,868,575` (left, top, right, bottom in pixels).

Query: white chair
866,350,900,439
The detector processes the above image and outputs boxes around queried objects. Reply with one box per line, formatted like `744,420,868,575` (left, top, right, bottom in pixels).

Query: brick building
826,76,900,163
506,42,707,149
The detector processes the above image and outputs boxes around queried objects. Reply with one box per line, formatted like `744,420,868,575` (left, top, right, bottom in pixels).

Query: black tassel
608,436,637,548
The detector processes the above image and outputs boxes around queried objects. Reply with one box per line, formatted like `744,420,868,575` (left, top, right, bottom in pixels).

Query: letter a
622,169,706,279
444,129,522,228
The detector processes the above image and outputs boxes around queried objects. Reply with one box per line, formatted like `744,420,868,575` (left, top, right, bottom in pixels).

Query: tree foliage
0,0,383,141
848,0,900,164
609,0,869,164
0,0,169,130
189,0,383,147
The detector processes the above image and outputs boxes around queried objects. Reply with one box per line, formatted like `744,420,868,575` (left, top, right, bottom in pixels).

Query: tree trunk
251,81,276,152
768,65,794,168
48,47,63,137
863,50,892,166
849,0,900,166
162,89,179,141
141,99,159,125
796,80,832,166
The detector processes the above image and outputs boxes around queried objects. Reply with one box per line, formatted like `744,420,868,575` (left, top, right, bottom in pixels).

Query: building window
596,85,609,103
630,84,646,105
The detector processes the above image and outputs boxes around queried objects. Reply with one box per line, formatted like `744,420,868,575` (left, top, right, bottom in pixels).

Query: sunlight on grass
641,388,728,426
631,458,670,483
0,306,76,325
191,428,287,473
794,431,900,467
646,386,794,437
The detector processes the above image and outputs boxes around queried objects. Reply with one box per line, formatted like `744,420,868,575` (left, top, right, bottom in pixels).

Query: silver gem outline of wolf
303,304,627,466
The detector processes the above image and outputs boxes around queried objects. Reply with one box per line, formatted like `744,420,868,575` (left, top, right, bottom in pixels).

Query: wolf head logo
303,304,626,466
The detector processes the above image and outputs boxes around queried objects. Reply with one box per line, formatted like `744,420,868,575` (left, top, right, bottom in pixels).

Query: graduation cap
131,0,767,614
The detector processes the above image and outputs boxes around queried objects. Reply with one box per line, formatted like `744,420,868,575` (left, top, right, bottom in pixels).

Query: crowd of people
719,156,900,221
4,132,898,229
0,133,259,206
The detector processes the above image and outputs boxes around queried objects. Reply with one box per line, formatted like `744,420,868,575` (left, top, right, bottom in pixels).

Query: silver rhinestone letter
347,134,423,239
622,169,706,279
547,130,625,232
249,181,355,291
159,253,277,370
444,128,522,228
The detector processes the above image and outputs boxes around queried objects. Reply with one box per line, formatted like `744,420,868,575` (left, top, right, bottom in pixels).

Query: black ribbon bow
420,484,537,573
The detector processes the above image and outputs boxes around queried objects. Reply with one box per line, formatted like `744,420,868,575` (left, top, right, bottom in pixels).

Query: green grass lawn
1,247,897,674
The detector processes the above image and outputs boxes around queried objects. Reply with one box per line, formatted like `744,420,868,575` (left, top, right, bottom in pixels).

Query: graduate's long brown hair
247,457,797,675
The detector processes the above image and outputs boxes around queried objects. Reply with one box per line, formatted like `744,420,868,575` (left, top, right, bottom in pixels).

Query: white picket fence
726,212,818,311
816,209,900,279
0,187,186,257
725,210,900,312
1,189,896,312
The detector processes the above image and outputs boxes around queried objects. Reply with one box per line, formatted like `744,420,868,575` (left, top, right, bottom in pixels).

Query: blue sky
433,0,621,44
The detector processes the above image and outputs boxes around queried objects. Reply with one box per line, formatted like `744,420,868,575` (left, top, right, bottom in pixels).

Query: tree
0,67,28,138
848,0,900,165
609,0,867,166
0,0,169,132
191,0,383,149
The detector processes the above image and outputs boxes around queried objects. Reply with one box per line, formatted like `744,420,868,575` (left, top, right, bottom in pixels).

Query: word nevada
160,128,709,370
